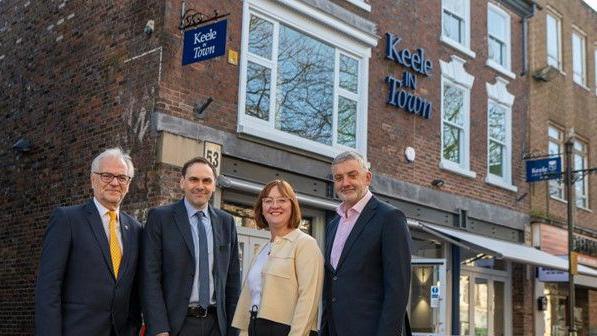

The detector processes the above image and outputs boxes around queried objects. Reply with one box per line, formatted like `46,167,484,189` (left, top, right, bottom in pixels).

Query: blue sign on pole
182,20,227,65
526,157,562,182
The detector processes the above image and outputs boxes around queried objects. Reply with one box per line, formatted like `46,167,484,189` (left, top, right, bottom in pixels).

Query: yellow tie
107,211,122,278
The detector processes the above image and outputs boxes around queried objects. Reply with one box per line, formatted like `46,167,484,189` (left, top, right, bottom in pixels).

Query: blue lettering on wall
384,32,433,119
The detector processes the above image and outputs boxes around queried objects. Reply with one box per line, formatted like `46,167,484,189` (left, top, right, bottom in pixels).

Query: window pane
443,124,461,163
245,61,271,120
572,33,584,83
443,11,463,43
248,15,273,60
488,10,505,40
444,84,464,126
494,281,505,336
276,25,334,145
337,97,357,148
340,55,359,93
444,0,466,16
474,278,489,336
489,141,504,177
548,126,561,140
488,36,505,65
488,104,506,142
546,14,559,66
460,276,470,336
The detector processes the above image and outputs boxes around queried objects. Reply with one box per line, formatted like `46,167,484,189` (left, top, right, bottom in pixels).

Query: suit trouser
179,314,221,336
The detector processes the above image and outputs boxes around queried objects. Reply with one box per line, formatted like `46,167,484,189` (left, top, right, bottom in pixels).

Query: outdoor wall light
431,179,445,187
12,138,32,153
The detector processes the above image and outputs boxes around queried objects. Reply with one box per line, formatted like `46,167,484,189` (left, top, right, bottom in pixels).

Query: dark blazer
35,199,142,336
321,195,412,336
142,200,241,336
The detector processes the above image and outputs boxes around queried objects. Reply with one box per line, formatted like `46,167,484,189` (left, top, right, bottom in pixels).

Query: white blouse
247,242,271,308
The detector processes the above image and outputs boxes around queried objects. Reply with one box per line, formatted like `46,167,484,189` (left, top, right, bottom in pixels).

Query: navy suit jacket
35,199,142,336
141,200,241,336
321,196,412,336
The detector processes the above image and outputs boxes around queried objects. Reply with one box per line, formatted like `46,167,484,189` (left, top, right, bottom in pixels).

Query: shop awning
413,221,597,277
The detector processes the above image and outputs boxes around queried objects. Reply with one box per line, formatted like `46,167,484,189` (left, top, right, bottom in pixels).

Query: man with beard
142,157,240,336
321,151,412,336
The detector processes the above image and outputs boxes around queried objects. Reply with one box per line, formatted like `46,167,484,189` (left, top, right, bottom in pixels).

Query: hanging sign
525,157,561,182
182,19,227,65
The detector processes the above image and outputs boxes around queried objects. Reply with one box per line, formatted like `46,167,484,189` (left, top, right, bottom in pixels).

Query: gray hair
91,148,135,178
332,151,369,171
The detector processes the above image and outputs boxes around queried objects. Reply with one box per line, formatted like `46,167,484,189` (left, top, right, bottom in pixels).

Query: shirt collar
273,228,302,243
183,198,209,219
93,197,119,219
336,190,373,218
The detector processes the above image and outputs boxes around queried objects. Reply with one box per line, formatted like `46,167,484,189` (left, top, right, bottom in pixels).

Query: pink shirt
330,190,373,269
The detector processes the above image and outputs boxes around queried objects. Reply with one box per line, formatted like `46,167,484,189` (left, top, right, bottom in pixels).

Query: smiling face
332,158,372,208
91,156,131,210
261,185,293,231
180,162,216,209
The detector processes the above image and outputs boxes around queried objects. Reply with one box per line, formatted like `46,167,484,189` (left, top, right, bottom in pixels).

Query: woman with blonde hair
232,180,323,336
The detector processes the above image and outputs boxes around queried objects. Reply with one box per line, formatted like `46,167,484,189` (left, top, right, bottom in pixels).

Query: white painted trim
545,10,563,70
263,0,378,47
440,55,475,88
486,59,516,79
344,0,371,12
571,30,587,86
486,79,514,188
485,175,518,192
487,3,512,71
486,77,514,107
440,35,476,58
440,159,477,178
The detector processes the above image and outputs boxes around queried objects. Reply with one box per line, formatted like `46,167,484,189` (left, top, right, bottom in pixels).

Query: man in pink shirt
321,151,412,336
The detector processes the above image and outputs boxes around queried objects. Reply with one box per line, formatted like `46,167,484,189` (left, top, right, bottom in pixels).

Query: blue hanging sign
182,19,227,65
525,157,562,182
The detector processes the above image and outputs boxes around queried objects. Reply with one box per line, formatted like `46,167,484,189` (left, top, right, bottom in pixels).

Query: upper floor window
441,0,474,57
440,56,476,178
487,4,511,73
546,11,562,69
486,78,515,191
572,29,587,86
594,47,597,94
238,2,373,158
574,139,589,209
548,126,565,200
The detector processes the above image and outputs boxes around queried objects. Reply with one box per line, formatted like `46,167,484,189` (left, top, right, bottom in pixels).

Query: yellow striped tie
107,211,122,278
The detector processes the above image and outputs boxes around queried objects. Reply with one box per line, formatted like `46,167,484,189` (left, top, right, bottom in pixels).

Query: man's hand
155,333,169,336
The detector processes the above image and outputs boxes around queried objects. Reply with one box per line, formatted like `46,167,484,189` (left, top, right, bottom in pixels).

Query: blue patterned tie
196,211,210,309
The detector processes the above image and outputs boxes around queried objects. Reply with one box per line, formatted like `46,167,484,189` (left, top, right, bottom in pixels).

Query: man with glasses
35,148,142,336
142,157,240,336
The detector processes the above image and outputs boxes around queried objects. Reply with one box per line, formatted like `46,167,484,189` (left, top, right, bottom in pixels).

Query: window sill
345,0,371,11
486,59,516,79
439,160,476,178
577,206,592,213
485,175,518,192
573,80,590,92
440,36,476,59
550,195,567,204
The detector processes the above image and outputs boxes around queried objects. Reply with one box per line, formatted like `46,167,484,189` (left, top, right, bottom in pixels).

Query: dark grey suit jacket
141,200,241,336
35,200,142,336
321,196,412,336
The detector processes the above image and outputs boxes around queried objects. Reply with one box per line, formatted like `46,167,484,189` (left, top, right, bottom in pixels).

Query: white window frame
594,46,597,94
441,0,476,58
545,9,563,70
573,138,589,210
238,0,375,158
548,125,566,202
571,28,587,87
485,77,516,191
345,0,371,12
440,55,476,178
486,3,514,79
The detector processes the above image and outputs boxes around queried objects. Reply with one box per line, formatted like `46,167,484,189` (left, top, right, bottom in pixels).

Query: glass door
410,259,447,336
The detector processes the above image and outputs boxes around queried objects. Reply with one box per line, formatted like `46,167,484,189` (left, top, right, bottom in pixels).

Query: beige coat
232,229,324,336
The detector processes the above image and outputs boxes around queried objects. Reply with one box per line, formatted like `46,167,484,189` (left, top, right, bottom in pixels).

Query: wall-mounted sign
525,157,561,182
182,19,227,65
384,32,433,119
430,286,440,308
537,267,568,282
203,141,222,176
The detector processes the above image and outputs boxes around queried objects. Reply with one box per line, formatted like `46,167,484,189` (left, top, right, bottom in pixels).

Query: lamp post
565,137,576,336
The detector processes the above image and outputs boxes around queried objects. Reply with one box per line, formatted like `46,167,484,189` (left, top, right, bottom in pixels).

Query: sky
582,0,597,11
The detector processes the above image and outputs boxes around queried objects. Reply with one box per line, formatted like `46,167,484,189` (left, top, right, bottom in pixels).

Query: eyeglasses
93,172,131,184
262,197,290,207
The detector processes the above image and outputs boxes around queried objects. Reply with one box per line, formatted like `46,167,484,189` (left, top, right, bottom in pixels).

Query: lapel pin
124,224,129,230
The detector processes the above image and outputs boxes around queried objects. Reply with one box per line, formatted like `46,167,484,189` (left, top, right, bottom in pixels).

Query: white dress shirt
247,242,271,308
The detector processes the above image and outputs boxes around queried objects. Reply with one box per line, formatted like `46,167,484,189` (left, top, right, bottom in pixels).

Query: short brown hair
254,179,302,229
181,157,218,179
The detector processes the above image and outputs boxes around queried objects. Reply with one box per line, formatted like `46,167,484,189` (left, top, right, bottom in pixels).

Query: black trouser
179,306,221,336
249,307,317,336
